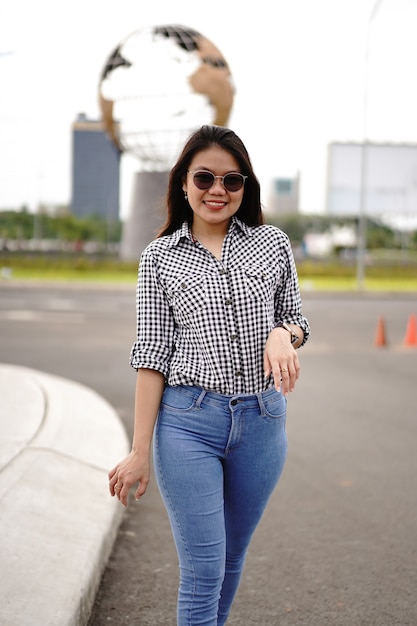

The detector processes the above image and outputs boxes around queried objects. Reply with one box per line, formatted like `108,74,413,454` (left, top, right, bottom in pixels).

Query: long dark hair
158,125,264,237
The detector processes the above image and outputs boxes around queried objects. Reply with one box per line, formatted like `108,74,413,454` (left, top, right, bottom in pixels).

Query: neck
191,224,228,261
191,218,231,240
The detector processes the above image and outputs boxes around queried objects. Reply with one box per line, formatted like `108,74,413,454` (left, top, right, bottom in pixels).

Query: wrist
131,440,152,455
274,321,299,346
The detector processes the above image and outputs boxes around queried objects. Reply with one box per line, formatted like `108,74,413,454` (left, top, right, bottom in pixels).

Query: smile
204,201,226,210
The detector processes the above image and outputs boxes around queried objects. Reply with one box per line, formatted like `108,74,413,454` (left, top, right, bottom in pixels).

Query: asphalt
0,363,130,626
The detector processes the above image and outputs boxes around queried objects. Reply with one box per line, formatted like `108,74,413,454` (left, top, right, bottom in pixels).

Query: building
326,141,417,219
266,174,300,215
71,113,120,220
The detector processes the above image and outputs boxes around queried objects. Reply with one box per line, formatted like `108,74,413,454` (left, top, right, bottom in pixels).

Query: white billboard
326,142,417,220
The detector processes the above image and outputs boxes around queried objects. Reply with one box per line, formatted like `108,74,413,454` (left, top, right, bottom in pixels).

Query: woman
109,125,310,625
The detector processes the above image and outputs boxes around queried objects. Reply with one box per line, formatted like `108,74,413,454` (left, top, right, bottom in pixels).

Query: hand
263,328,300,395
108,449,150,507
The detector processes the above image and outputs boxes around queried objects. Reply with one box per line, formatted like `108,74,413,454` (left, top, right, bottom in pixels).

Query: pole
357,0,384,289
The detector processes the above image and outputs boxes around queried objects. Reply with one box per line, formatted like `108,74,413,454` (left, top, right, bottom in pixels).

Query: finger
108,467,118,494
282,361,300,392
109,480,119,497
135,479,148,501
279,367,290,395
119,487,128,507
263,353,271,378
109,472,121,496
271,364,283,393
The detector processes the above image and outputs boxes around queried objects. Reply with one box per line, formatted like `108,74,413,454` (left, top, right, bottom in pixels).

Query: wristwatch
275,321,299,345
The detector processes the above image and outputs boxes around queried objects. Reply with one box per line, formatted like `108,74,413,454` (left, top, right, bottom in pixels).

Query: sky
1,0,417,218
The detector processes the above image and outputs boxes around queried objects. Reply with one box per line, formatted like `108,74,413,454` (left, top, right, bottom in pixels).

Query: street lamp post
357,0,384,289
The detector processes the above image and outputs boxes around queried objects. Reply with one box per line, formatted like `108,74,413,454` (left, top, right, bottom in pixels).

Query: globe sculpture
98,25,234,260
99,24,234,170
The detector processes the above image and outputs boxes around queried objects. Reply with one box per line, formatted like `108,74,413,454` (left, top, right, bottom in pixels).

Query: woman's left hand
263,328,300,395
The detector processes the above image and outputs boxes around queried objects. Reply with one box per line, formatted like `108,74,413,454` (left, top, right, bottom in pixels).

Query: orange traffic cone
374,316,387,348
403,314,417,348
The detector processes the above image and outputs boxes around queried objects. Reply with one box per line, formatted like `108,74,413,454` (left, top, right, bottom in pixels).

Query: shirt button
219,268,227,275
225,299,232,305
231,334,238,341
181,283,187,289
236,371,243,377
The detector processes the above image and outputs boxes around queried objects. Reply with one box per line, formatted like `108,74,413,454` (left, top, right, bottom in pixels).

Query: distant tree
0,209,122,243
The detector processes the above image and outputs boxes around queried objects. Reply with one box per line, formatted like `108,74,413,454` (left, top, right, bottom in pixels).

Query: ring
115,485,121,492
280,368,288,373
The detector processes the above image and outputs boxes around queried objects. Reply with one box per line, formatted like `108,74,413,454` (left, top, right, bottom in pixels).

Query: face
183,145,245,233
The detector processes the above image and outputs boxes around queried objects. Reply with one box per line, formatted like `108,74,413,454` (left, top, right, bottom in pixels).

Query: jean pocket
161,387,196,413
263,392,287,419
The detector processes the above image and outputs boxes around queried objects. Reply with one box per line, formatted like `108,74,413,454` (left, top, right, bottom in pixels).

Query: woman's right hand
108,449,151,507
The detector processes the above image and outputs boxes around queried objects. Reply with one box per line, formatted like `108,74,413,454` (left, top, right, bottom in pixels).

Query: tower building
71,113,120,219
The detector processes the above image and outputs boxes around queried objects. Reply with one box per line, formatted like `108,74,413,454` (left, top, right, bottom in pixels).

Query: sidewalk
0,363,130,626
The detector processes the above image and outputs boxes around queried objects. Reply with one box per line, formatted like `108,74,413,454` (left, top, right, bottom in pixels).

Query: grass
1,256,416,292
299,276,417,292
1,267,137,283
2,270,417,293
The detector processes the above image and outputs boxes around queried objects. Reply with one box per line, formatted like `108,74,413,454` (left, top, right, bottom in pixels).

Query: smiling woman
108,124,310,625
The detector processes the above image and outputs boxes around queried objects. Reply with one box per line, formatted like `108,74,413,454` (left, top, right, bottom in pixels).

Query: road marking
0,310,85,323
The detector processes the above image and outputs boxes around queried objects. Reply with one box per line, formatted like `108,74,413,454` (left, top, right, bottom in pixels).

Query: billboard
326,142,417,219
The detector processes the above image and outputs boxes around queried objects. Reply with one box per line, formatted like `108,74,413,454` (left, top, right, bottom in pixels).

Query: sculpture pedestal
120,171,169,261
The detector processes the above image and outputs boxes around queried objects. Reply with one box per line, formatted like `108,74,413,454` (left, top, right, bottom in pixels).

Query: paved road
1,283,416,626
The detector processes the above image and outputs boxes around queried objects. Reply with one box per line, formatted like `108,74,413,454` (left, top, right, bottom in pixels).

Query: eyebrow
191,167,241,174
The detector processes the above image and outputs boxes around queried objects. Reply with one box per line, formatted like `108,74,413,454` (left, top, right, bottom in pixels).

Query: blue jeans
153,385,288,626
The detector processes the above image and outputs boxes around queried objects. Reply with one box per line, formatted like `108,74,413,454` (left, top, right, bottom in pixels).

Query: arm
264,232,309,395
108,368,165,507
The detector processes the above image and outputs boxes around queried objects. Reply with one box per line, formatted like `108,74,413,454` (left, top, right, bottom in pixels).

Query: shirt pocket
244,266,276,303
169,274,208,326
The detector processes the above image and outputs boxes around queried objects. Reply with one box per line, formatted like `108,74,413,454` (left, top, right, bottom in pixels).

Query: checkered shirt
130,216,310,395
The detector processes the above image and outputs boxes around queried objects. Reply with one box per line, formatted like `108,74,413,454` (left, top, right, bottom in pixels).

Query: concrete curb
0,364,130,626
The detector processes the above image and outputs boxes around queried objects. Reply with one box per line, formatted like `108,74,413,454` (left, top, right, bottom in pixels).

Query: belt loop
195,387,206,409
256,392,266,416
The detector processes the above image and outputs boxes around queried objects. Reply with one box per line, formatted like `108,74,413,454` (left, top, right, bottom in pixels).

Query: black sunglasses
188,169,247,192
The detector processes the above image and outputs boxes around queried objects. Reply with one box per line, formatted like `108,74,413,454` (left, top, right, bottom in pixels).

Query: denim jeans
153,384,288,626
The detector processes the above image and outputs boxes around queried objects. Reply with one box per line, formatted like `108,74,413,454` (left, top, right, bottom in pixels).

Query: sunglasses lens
223,174,245,191
193,172,215,189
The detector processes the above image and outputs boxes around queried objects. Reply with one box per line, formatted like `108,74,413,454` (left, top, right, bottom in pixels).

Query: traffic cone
374,315,387,348
403,314,417,348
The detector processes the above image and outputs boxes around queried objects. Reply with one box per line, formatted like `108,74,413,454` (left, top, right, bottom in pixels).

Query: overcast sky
1,0,416,217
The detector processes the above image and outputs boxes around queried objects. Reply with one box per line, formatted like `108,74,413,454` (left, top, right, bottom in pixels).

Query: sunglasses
188,169,248,192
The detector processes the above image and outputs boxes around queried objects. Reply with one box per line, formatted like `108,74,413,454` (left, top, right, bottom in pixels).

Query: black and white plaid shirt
130,216,310,395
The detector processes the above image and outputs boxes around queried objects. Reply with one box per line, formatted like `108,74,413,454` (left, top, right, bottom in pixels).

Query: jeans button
231,399,238,406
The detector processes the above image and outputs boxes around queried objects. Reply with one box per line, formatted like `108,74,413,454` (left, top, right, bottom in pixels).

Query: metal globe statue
99,24,234,172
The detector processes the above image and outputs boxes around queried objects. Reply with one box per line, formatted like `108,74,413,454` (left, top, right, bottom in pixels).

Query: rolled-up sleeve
274,234,310,346
129,247,174,377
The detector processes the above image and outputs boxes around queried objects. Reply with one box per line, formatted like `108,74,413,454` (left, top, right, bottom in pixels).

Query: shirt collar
231,216,254,237
165,216,254,248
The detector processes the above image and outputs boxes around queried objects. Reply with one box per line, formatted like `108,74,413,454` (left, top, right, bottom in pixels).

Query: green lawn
1,267,137,283
299,276,417,292
2,265,416,292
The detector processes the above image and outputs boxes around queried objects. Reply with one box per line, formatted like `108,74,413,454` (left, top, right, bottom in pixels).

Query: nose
210,177,227,193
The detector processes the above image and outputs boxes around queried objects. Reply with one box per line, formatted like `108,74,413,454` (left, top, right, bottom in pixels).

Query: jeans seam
154,426,197,624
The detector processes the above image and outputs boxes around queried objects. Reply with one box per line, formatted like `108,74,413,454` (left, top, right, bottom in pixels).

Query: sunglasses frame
188,169,248,192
